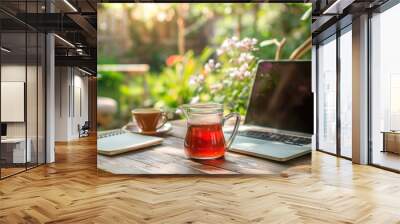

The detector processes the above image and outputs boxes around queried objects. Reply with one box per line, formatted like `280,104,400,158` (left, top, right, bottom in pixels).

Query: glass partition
370,3,400,171
317,35,337,154
37,32,45,165
339,27,352,158
0,1,46,179
27,31,38,169
0,29,28,178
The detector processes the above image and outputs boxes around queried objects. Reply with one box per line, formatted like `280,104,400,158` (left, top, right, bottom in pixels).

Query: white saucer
122,122,172,136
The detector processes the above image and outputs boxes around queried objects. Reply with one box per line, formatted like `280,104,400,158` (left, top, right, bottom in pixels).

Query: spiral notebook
97,129,163,156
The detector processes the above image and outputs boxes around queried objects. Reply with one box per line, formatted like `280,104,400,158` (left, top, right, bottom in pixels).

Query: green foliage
97,71,146,122
146,48,213,109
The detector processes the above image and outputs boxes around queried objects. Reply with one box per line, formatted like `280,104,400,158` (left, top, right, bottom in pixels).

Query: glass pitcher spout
179,104,191,119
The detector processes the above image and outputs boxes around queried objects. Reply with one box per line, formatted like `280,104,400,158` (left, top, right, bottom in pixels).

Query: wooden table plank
97,121,310,175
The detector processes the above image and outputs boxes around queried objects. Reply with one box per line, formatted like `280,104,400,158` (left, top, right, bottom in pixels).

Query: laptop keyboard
238,130,311,146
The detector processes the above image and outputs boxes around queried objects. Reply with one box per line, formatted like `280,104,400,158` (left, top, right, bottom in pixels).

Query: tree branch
289,36,311,60
275,38,286,60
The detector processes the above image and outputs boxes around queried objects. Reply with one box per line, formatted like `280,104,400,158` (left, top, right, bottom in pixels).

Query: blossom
243,71,252,78
238,53,254,64
239,63,249,73
216,49,224,56
190,96,200,104
217,37,258,56
228,67,241,79
217,36,239,56
166,55,184,66
204,59,221,74
235,37,258,52
189,74,205,85
227,63,253,80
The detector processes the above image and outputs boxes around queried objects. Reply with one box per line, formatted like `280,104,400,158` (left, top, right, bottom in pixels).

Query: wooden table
97,121,311,175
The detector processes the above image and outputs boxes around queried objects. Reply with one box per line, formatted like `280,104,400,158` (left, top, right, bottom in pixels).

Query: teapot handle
222,113,241,150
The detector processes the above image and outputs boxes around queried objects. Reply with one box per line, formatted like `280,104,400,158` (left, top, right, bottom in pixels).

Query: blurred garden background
98,3,312,130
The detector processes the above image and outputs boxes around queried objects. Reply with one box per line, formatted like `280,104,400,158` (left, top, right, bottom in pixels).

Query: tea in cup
132,108,168,132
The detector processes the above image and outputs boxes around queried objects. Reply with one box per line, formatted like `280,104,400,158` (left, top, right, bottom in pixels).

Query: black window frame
314,15,353,161
0,0,47,180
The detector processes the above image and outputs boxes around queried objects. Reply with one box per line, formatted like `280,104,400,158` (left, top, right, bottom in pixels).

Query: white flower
190,96,200,104
239,63,248,73
228,68,240,78
244,71,252,77
238,53,254,64
217,36,240,55
189,74,204,85
236,37,258,52
204,59,221,74
227,63,252,80
217,36,258,56
204,64,212,74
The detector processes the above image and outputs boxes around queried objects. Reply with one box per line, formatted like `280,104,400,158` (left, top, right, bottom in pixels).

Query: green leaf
259,39,276,47
301,8,312,21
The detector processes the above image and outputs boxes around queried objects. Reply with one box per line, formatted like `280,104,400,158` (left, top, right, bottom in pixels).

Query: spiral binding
98,129,126,139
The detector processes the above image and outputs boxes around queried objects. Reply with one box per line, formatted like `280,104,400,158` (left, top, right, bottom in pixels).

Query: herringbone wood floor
1,136,400,224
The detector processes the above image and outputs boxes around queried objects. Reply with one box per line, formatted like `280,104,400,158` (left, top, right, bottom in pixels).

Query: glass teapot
180,103,240,159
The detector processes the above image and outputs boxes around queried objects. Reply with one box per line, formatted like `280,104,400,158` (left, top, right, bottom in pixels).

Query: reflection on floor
0,136,400,223
0,162,42,179
373,150,400,171
0,167,25,177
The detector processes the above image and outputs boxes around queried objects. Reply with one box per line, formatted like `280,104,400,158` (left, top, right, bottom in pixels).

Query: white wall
55,67,89,141
1,64,46,164
1,65,34,137
55,67,69,141
72,73,89,138
1,65,26,146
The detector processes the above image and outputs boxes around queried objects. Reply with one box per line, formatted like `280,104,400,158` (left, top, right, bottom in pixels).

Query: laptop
228,60,313,162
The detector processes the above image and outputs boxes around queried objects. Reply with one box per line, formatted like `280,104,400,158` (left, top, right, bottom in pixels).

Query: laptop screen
245,61,313,134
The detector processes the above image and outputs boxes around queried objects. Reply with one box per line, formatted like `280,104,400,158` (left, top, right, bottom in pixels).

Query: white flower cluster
237,52,254,64
189,74,205,85
236,37,258,52
189,36,257,89
204,59,221,74
228,63,252,80
217,37,258,56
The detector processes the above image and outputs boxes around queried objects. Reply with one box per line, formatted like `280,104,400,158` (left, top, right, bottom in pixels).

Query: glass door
339,26,352,159
316,22,353,159
370,3,400,171
317,35,337,154
1,29,28,178
0,1,46,179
